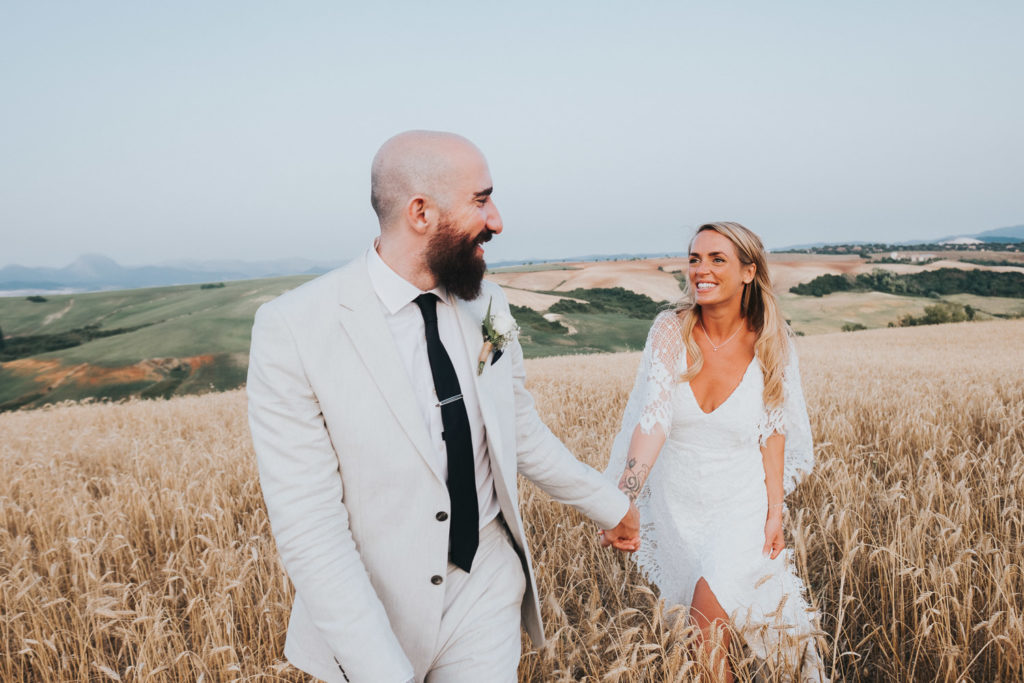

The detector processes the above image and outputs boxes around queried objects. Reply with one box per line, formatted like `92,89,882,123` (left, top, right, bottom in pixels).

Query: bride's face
688,230,756,308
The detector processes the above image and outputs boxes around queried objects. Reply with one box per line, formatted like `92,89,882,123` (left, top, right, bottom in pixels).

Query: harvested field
489,258,689,303
762,255,866,293
501,287,586,311
487,254,1024,311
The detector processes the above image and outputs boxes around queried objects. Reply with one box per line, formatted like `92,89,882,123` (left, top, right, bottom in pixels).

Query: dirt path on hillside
42,299,75,326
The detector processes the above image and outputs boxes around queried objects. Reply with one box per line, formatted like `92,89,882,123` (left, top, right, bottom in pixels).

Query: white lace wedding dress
605,311,828,681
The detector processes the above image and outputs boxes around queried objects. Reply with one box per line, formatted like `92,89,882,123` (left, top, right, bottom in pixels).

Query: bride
602,222,828,682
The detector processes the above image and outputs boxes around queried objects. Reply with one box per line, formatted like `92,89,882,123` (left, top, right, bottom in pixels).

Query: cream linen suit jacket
247,256,629,683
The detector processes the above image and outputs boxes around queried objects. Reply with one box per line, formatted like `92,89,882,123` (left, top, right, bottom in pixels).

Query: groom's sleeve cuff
593,487,631,530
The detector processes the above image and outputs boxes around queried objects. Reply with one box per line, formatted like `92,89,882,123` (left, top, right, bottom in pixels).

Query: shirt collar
366,243,450,315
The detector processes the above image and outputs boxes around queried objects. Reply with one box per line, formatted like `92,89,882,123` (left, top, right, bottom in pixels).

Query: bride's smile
688,229,756,310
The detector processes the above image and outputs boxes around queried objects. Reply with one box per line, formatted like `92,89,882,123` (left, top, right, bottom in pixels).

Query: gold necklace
699,318,743,351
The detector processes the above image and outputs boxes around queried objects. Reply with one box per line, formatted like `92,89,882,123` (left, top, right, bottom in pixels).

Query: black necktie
413,293,479,572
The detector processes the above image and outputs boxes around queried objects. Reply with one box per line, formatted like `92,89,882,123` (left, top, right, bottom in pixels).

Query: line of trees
778,240,1023,256
0,322,155,362
791,268,1024,298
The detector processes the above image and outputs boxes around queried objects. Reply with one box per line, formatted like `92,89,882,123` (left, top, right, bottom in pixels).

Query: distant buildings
890,252,935,262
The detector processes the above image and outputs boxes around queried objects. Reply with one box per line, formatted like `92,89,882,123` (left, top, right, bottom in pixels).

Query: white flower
491,312,517,337
478,298,519,374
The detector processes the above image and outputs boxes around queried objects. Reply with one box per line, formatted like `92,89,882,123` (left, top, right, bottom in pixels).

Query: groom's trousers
424,516,526,683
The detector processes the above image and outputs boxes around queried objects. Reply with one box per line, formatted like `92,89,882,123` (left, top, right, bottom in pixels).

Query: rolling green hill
0,276,313,410
2,264,1022,411
0,276,668,410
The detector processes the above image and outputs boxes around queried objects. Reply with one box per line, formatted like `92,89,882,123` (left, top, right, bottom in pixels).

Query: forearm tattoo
618,457,650,503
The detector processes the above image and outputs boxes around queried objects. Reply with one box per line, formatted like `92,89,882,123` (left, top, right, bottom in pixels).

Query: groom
247,130,639,682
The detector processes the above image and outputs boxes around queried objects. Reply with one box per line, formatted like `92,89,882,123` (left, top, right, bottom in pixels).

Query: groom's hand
600,501,640,552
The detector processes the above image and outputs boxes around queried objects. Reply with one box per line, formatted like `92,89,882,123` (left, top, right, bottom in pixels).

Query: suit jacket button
436,511,448,521
431,575,443,585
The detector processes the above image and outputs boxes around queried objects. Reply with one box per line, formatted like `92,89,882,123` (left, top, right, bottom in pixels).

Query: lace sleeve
603,311,683,480
757,339,815,494
637,311,685,435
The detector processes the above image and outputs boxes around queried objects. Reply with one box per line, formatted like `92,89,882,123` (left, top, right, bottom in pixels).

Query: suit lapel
453,295,526,563
336,261,445,485
453,296,506,470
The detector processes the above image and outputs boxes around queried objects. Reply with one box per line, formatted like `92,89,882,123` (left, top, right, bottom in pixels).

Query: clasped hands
599,501,641,552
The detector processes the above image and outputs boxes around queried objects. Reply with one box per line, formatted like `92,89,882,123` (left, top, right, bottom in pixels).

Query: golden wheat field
2,320,1023,682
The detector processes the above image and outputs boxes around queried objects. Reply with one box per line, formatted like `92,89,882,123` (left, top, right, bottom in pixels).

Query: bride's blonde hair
674,222,790,409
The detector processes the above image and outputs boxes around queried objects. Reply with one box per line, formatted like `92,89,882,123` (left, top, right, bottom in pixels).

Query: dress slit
690,575,730,626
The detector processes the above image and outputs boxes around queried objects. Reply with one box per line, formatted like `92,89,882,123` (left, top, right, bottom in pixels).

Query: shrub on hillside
509,305,567,335
790,274,855,297
895,302,975,327
549,287,665,319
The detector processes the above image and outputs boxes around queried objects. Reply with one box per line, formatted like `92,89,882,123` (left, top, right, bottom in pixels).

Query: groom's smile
473,226,494,257
425,151,503,300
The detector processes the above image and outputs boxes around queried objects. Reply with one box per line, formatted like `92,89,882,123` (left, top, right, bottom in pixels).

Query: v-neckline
687,355,757,416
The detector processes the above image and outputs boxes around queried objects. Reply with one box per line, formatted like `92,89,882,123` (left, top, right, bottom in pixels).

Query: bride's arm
615,311,681,503
617,424,667,503
761,432,786,559
601,425,665,551
601,311,682,551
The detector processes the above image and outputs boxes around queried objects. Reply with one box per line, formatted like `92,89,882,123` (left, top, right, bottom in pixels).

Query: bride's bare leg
691,577,733,683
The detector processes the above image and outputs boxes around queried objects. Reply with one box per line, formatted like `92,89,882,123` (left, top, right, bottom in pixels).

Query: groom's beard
426,218,492,301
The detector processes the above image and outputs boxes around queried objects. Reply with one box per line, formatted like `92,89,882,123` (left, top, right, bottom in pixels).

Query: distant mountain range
0,254,341,294
3,224,1021,294
949,224,1024,243
772,224,1024,251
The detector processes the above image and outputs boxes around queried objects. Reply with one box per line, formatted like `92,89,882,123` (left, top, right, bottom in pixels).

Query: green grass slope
1,276,312,348
779,292,938,335
0,276,313,409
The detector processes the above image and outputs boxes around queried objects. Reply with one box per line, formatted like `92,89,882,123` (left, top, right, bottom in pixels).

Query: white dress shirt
366,246,501,530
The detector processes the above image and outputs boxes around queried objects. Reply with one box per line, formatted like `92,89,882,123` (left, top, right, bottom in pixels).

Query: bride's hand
600,501,641,552
762,510,785,560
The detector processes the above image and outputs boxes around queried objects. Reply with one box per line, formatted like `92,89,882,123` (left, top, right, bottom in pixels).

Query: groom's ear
405,195,436,236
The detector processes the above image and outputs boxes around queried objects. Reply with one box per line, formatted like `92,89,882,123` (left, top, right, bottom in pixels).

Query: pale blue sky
2,1,1022,268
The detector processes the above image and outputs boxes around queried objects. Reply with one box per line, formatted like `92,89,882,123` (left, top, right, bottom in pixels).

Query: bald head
370,130,485,230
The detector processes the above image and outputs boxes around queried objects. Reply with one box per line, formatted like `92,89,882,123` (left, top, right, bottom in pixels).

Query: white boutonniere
478,297,518,374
